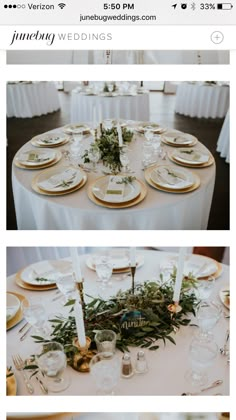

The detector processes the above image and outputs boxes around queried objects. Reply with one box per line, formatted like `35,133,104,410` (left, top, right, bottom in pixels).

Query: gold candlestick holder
167,302,182,317
72,337,96,373
130,265,136,294
75,280,85,310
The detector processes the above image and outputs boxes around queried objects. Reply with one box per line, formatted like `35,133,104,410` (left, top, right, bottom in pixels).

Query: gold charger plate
15,271,57,291
161,137,198,148
144,166,200,194
168,152,214,168
13,151,62,170
88,178,147,209
31,138,69,148
197,257,222,280
31,171,87,196
6,369,17,396
6,292,29,330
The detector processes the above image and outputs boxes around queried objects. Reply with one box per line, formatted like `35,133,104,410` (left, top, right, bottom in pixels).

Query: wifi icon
58,3,66,9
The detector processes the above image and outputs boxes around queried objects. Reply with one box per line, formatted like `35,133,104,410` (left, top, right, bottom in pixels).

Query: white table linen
70,92,150,123
12,125,215,230
217,111,229,163
7,82,60,118
175,83,229,119
7,250,229,396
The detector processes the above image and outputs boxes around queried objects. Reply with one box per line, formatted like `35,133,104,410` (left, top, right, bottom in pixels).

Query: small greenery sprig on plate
116,176,136,185
35,277,51,282
83,126,134,173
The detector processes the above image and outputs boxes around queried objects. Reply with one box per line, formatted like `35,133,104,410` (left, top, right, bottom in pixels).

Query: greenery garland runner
30,279,199,369
83,126,134,173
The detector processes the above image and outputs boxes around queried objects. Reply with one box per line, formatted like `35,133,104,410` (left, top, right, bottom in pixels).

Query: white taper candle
130,247,136,266
173,247,187,302
117,124,123,147
74,299,86,348
69,247,82,282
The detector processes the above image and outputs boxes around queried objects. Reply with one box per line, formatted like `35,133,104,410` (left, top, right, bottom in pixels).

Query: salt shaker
135,350,148,374
121,353,134,378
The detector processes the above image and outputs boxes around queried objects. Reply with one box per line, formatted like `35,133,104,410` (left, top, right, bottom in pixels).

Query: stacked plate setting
63,124,90,135
14,148,62,169
31,133,70,148
169,148,213,168
6,291,28,330
136,122,166,134
145,164,200,193
89,175,147,208
32,167,87,196
86,252,144,273
15,260,66,291
161,131,198,147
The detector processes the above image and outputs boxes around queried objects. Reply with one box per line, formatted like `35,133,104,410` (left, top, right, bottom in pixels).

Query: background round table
6,250,229,396
7,82,60,118
70,91,150,123
175,82,229,119
217,111,229,163
12,125,215,230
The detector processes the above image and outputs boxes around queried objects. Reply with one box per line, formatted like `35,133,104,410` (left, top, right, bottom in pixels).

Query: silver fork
12,354,34,394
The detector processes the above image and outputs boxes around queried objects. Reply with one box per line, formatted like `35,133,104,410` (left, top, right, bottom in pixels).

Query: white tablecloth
217,111,230,163
175,83,229,119
7,82,60,118
12,125,215,230
6,250,229,396
70,92,150,123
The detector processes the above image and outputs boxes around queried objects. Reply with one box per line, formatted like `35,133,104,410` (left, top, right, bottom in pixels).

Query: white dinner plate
86,253,144,271
160,254,219,279
92,176,141,203
172,148,210,165
219,286,230,309
137,122,165,134
16,149,56,167
6,293,20,322
32,133,68,146
20,260,71,286
162,132,198,146
36,167,83,193
150,165,195,190
63,124,90,134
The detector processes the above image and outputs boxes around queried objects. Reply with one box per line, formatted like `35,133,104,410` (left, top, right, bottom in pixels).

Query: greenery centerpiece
103,81,117,93
30,277,199,371
83,126,134,173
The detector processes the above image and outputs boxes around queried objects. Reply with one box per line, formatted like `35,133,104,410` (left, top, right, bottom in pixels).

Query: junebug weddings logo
10,30,55,46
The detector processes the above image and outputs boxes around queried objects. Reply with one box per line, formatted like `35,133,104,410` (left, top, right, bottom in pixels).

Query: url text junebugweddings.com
9,31,113,46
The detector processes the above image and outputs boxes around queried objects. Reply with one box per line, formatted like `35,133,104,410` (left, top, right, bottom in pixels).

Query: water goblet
142,142,154,166
95,256,113,288
90,352,120,395
196,301,222,341
120,151,130,172
196,276,215,302
88,147,100,171
95,330,117,354
36,341,70,392
21,298,48,336
144,129,154,142
56,272,76,304
186,337,218,387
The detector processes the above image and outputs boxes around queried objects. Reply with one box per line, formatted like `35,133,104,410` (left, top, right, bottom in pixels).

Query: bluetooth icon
191,2,196,10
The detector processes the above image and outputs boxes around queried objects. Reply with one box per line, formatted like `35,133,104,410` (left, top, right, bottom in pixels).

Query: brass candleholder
75,279,85,310
167,302,182,318
72,337,96,373
130,265,136,294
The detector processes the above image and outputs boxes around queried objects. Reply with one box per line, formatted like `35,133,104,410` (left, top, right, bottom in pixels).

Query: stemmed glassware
186,337,218,387
90,352,120,395
95,256,113,289
196,301,222,341
88,147,100,171
144,129,154,142
36,341,70,392
142,142,154,167
21,298,49,337
195,276,215,302
120,149,130,172
55,272,77,304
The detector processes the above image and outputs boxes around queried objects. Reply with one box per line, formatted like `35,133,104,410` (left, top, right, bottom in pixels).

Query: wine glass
21,298,48,336
90,352,120,395
144,129,154,142
142,142,154,166
36,341,70,392
120,151,130,172
196,301,222,341
88,147,100,171
151,135,161,154
186,337,218,387
56,273,76,304
95,256,113,288
195,276,215,302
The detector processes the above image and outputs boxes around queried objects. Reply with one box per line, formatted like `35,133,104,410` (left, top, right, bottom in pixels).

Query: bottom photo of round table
6,247,229,396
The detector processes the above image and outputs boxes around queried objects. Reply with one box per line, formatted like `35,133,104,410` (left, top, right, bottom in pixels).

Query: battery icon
217,3,233,9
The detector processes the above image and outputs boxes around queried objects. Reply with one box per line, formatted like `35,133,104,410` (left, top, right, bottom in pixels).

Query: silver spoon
181,379,223,395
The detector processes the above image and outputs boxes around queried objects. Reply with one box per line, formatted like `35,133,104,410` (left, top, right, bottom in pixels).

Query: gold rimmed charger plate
13,151,62,170
6,369,17,396
144,166,200,194
6,291,29,330
15,272,57,291
168,153,214,168
31,170,87,196
88,178,147,209
31,138,69,148
196,258,222,280
161,137,198,148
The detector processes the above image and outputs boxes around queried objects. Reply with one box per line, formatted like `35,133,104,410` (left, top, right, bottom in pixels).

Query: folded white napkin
177,150,209,163
156,167,184,186
32,261,55,277
38,169,77,190
104,176,125,202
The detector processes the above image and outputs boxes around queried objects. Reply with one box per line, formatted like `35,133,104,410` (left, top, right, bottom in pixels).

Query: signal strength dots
58,3,66,9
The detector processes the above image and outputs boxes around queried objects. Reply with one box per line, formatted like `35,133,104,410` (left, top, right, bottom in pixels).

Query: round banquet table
6,250,229,396
70,91,150,123
217,111,229,163
7,82,60,118
12,124,215,230
175,83,229,119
